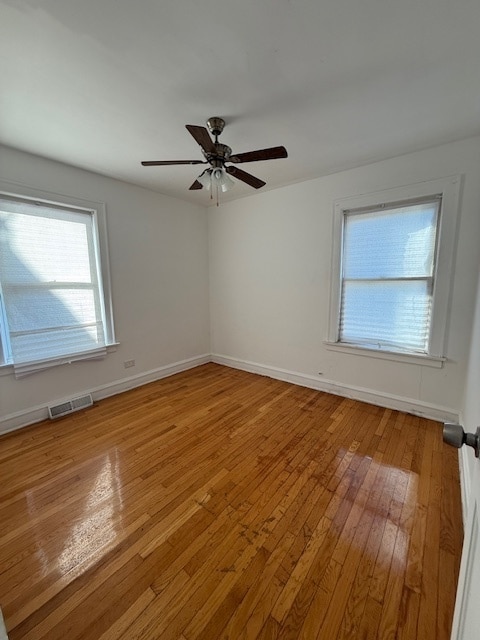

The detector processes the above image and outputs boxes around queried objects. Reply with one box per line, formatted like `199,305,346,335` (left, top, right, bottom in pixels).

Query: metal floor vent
48,394,93,419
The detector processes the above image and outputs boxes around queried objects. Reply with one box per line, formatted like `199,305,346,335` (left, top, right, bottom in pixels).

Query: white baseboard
92,354,211,403
211,353,460,423
0,354,211,435
0,351,460,435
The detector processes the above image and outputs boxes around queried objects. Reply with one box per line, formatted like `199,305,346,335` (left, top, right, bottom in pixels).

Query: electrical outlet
124,359,135,368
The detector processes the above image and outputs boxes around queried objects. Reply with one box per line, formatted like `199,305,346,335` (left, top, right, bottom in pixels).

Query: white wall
2,136,480,432
209,136,480,420
0,145,210,432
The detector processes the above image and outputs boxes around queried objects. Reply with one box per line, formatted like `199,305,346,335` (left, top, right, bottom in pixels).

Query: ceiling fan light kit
212,168,235,192
197,170,211,190
197,167,234,192
141,116,288,204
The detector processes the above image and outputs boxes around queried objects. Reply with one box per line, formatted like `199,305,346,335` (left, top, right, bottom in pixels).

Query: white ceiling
1,0,480,204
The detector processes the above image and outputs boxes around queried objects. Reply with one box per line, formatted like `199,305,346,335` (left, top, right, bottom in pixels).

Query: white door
450,442,480,639
451,248,480,640
450,254,480,639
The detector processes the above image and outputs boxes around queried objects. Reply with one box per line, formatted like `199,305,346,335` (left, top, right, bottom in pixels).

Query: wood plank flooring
0,363,463,639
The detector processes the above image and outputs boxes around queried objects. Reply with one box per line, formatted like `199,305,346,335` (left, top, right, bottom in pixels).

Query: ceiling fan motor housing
206,143,232,167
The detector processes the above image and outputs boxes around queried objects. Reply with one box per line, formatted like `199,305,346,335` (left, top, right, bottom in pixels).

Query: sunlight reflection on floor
334,450,419,572
26,449,124,578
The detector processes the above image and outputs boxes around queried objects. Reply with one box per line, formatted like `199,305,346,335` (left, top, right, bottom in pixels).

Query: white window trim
326,176,462,366
0,179,117,371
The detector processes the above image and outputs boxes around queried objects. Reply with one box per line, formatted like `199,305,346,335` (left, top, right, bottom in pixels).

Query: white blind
339,200,440,354
0,196,107,375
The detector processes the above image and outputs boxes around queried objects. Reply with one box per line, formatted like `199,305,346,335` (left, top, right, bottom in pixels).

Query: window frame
0,180,117,371
326,176,462,368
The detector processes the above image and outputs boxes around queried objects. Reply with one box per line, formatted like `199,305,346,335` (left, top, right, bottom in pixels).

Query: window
340,198,439,354
327,177,461,365
0,188,115,376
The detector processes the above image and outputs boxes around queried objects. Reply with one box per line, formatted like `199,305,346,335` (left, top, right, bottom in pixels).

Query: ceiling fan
141,117,288,194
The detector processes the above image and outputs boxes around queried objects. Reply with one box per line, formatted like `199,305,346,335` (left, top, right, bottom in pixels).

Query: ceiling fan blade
141,160,205,166
226,166,266,189
229,146,288,163
185,125,217,154
189,180,203,190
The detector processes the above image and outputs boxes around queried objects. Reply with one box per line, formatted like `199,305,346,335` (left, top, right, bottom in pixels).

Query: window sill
0,343,119,377
323,341,445,368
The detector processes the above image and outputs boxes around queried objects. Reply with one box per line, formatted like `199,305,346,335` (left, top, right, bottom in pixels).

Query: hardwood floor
0,363,463,639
